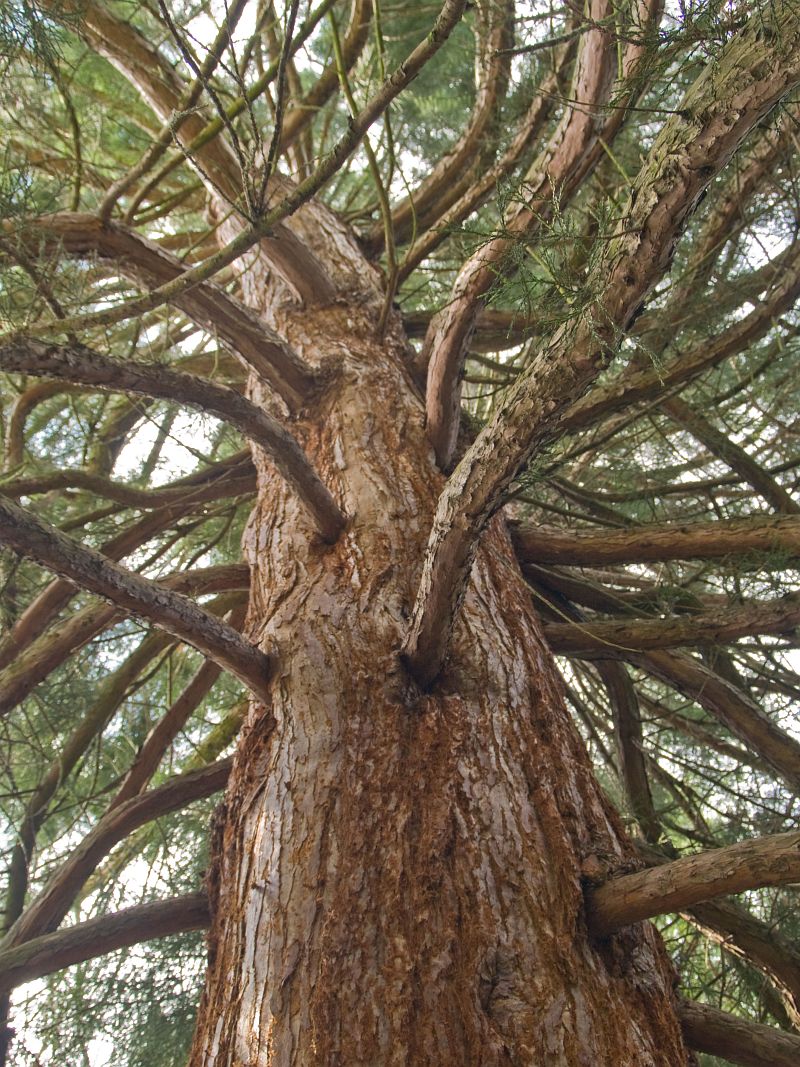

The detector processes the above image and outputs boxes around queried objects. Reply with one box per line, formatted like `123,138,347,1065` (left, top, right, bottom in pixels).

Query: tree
1,0,800,1062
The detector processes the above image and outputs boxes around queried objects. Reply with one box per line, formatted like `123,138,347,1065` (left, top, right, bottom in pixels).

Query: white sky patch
115,410,221,485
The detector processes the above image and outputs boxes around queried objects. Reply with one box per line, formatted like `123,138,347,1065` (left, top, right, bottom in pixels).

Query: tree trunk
187,208,687,1065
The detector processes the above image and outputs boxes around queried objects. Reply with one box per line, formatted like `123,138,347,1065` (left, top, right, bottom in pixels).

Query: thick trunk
187,210,686,1065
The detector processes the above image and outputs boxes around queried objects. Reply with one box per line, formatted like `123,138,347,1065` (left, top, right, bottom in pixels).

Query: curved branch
677,1000,800,1067
0,577,245,718
629,648,800,792
0,454,253,672
0,340,346,542
422,0,619,469
0,495,271,703
511,515,800,566
0,893,210,994
3,630,172,931
40,0,335,304
402,1,800,687
662,396,800,514
560,242,800,436
366,0,513,255
686,896,800,1029
12,0,468,343
586,831,800,937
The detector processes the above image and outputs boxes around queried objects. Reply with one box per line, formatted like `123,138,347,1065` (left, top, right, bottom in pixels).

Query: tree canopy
1,0,800,1063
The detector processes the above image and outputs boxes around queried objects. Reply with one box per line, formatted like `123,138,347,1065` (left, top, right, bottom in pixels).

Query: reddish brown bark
185,191,686,1064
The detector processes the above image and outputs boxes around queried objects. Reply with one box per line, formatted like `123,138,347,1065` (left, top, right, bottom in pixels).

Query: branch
629,649,800,792
365,0,513,254
3,759,232,947
687,896,800,1029
0,495,271,703
0,462,252,674
511,515,800,566
402,0,800,687
544,592,800,654
40,0,336,304
0,586,245,719
593,659,660,843
279,0,372,153
677,999,800,1067
0,893,210,993
422,0,619,469
586,831,800,937
3,630,171,929
559,242,800,436
0,340,346,542
10,212,316,408
0,468,256,509
662,396,800,514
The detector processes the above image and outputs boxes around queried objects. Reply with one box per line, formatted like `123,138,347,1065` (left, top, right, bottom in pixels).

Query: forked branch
402,0,800,687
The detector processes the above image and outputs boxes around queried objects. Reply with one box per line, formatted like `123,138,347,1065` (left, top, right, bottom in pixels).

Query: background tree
1,0,800,1063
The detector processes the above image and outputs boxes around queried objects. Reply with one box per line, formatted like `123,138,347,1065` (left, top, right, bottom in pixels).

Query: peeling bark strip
677,999,800,1067
511,515,800,566
7,213,316,408
0,495,271,702
544,591,800,653
0,893,209,994
0,340,345,542
586,830,800,937
3,759,231,948
403,0,800,688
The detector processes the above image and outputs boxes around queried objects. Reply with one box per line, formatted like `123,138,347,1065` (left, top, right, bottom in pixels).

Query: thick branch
677,999,800,1067
0,340,345,541
544,592,800,654
402,1,800,687
587,831,800,936
511,515,800,566
0,495,271,702
3,758,232,947
0,893,209,994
